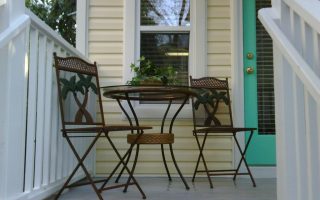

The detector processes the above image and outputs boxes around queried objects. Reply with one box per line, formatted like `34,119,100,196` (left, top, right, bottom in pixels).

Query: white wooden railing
259,1,320,200
22,10,95,200
0,7,95,200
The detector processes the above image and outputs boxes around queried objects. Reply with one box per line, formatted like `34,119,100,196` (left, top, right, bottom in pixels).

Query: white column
76,0,88,55
0,0,29,199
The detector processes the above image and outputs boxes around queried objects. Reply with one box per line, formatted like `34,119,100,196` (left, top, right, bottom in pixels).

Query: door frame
230,0,276,178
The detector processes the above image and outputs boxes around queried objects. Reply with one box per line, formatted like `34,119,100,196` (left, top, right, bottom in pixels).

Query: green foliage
128,56,178,86
26,0,76,46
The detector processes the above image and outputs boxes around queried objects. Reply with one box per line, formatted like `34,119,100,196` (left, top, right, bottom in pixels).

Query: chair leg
161,144,172,181
233,131,256,187
55,132,103,200
192,133,201,182
193,132,213,188
169,144,190,190
115,144,134,183
103,133,146,199
123,144,140,192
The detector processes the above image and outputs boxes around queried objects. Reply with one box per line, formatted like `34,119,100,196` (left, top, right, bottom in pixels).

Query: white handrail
26,9,87,60
0,14,30,48
283,0,320,34
258,8,320,100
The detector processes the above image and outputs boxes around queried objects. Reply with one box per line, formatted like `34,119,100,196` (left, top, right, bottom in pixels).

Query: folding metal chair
53,53,151,199
189,76,256,188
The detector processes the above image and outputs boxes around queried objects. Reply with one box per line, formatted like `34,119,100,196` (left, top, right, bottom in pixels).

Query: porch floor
49,177,276,200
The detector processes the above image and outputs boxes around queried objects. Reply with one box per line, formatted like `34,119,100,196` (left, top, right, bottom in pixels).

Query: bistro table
102,85,199,192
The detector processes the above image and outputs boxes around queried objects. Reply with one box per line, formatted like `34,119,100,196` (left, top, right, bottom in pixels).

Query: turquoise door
243,0,276,165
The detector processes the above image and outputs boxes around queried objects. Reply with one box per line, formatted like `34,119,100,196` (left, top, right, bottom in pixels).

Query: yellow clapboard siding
207,30,230,41
89,30,123,42
89,0,235,175
208,66,231,77
89,18,123,30
90,7,123,18
96,149,232,162
96,161,233,175
208,42,231,53
207,18,231,29
208,0,230,6
99,78,123,87
207,7,230,18
101,115,194,126
96,136,233,150
89,54,122,66
89,42,123,54
90,0,123,7
208,54,231,66
98,67,122,77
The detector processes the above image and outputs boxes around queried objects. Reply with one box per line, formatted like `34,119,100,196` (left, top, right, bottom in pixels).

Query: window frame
123,0,207,118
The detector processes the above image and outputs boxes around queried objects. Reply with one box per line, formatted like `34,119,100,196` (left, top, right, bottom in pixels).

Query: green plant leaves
128,56,178,85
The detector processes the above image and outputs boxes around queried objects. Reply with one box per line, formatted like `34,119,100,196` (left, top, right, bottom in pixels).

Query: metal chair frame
53,53,151,199
190,76,257,188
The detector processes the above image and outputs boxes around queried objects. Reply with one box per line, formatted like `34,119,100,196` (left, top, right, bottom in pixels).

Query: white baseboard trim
250,166,276,178
96,167,277,179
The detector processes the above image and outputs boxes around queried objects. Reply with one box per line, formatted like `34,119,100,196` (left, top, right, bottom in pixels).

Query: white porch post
76,0,88,56
0,0,30,199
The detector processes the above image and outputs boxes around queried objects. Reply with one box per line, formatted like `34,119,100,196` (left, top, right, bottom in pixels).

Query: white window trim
123,0,207,118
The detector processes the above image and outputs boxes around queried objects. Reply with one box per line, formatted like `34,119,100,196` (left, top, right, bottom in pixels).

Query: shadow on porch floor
48,177,276,200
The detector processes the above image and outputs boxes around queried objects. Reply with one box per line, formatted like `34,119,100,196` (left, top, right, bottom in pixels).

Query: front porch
47,177,276,200
1,0,320,200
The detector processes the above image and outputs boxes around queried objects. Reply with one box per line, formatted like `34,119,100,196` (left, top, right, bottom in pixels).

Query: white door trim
230,0,276,178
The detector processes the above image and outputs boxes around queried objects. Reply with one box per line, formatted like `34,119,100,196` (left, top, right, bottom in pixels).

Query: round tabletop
102,85,198,101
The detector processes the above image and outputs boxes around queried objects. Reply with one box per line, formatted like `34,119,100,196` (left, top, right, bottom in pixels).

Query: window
124,0,206,118
139,0,190,85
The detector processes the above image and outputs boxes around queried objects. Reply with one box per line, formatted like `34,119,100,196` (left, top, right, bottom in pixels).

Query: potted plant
127,56,178,86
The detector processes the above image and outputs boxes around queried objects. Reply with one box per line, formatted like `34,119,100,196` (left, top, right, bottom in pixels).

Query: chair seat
193,127,256,134
127,133,174,144
62,125,152,133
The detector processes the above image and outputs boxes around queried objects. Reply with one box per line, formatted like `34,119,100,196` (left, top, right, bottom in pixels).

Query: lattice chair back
190,76,233,129
53,53,105,128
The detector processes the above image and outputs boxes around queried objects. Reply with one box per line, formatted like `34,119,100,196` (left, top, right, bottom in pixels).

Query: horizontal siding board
207,7,230,18
90,7,123,18
89,54,123,65
208,0,230,6
89,42,123,54
208,54,231,66
208,42,231,53
89,30,123,42
208,66,231,77
96,161,233,175
98,67,122,77
207,19,231,29
90,0,123,6
96,149,233,162
207,30,230,41
96,137,233,150
89,19,123,30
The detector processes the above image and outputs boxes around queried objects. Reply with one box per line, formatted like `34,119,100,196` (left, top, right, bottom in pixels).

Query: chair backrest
53,53,105,129
189,76,233,129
